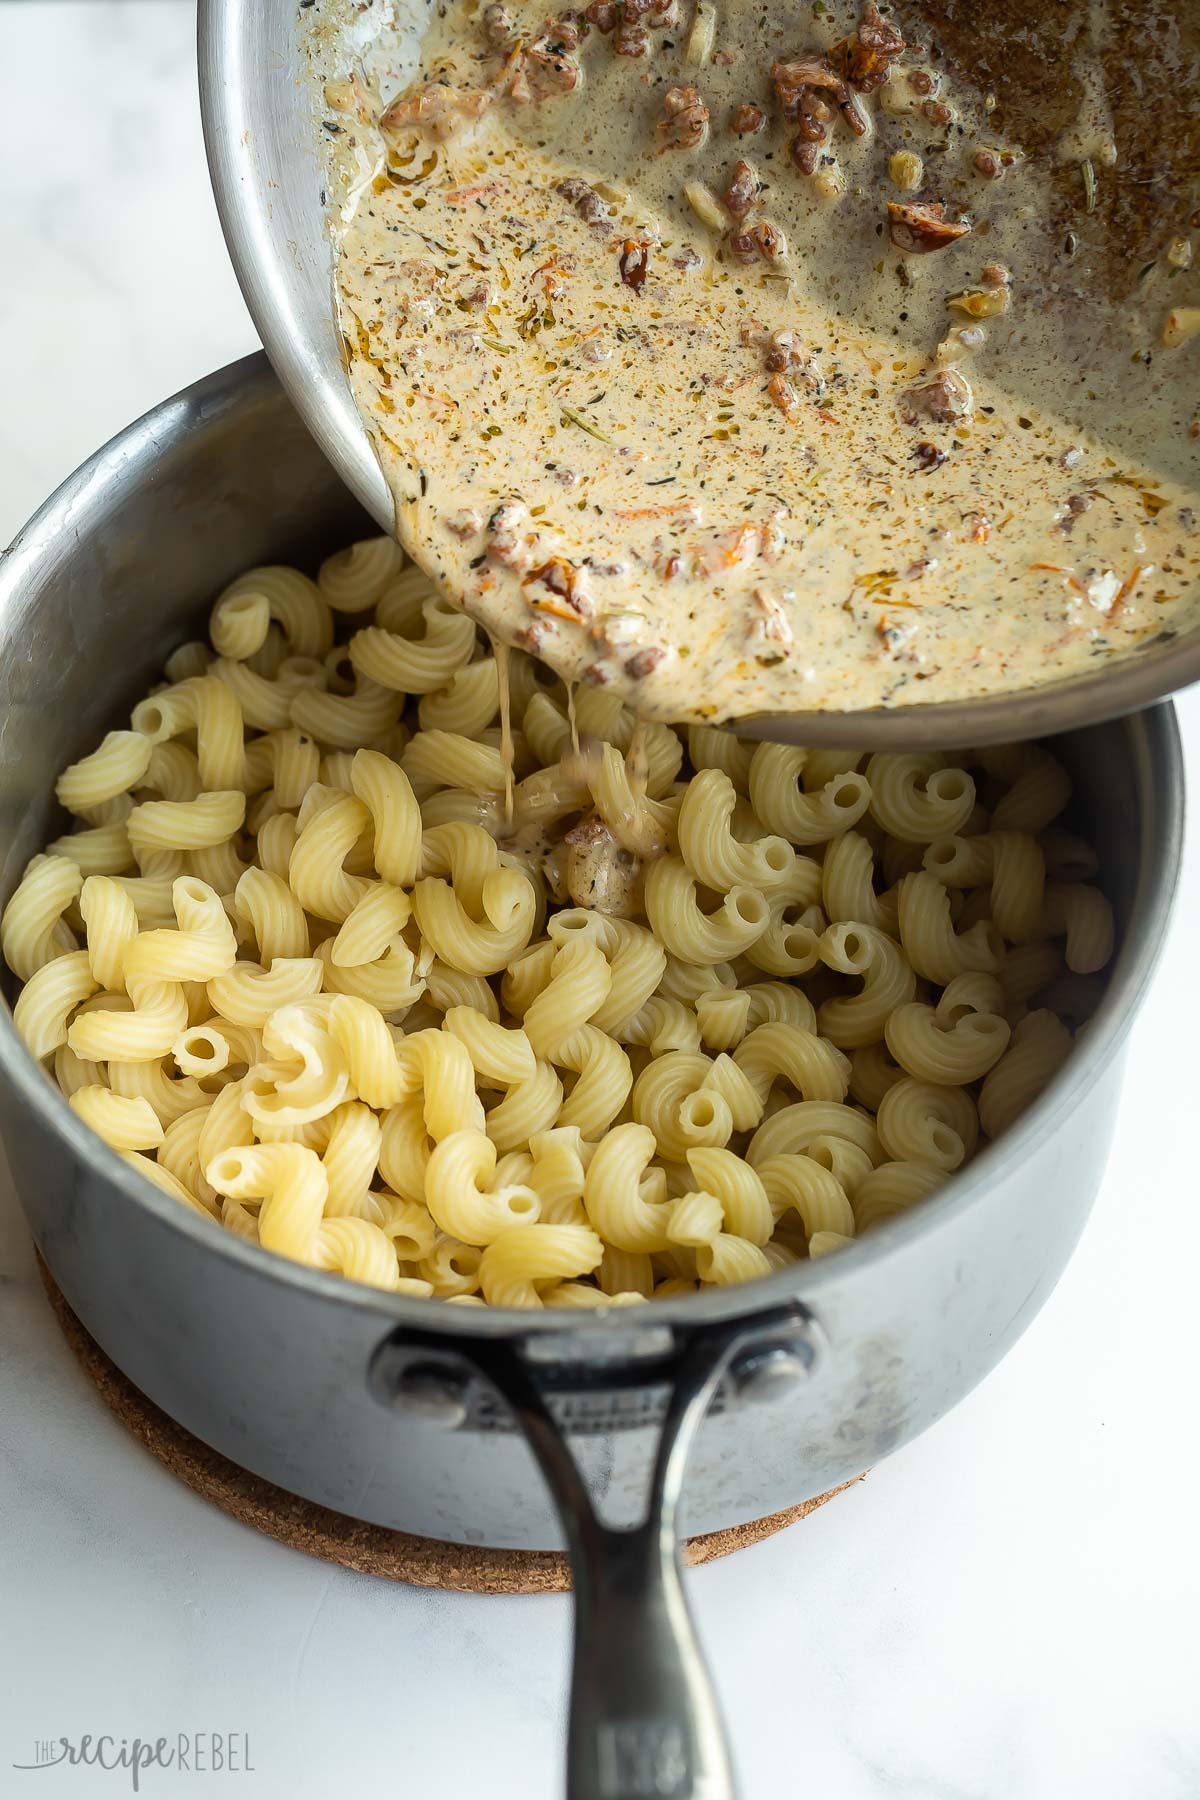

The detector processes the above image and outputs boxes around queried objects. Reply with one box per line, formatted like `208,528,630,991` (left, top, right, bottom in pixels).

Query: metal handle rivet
731,1342,814,1404
390,1360,470,1428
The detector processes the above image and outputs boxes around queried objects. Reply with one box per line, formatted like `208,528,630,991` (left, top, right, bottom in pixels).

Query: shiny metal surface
730,1341,817,1404
198,0,1200,749
0,357,1184,1556
505,1316,791,1800
198,0,394,535
382,1360,472,1429
368,1308,819,1798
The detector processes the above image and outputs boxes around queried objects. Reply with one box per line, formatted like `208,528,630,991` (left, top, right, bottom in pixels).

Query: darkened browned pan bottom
38,1257,861,1593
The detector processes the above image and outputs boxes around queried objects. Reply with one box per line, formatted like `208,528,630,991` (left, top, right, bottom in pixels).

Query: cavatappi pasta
1,539,1116,1307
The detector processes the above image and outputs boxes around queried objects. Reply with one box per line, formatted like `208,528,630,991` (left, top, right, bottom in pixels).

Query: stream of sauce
331,0,1199,723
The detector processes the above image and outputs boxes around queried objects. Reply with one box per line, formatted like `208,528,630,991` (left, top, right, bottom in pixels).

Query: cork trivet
40,1260,860,1593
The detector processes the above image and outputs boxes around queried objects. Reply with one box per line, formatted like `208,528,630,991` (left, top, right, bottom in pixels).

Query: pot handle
483,1308,820,1800
369,1304,820,1800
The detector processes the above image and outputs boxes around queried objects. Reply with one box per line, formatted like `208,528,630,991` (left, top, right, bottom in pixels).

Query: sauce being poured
331,0,1199,723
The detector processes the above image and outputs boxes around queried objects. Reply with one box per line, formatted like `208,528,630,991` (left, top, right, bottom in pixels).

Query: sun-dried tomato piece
522,32,583,97
772,54,848,117
887,199,972,254
657,84,710,149
728,221,786,264
729,102,766,134
555,177,611,230
898,369,973,423
832,1,904,92
612,17,648,54
380,81,493,140
482,2,518,46
546,9,590,50
789,134,822,175
772,53,866,137
911,440,948,471
618,240,650,291
767,373,802,423
624,645,667,679
522,555,590,620
752,220,786,261
724,159,758,219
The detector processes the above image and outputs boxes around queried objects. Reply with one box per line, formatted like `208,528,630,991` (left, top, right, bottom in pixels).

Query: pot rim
0,353,1186,1341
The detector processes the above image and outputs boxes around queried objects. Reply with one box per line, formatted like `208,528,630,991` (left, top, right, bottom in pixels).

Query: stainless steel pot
0,354,1183,1800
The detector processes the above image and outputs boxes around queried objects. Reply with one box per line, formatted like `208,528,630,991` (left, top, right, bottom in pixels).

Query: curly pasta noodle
1,537,1112,1302
748,745,873,845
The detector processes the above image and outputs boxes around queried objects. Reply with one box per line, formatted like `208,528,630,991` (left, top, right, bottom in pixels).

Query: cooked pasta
70,1084,165,1153
318,536,405,613
633,1051,737,1160
643,856,771,964
349,595,477,695
816,923,917,1049
424,1128,542,1243
749,745,873,845
865,753,976,844
131,676,248,792
57,731,154,814
2,855,83,981
0,538,1114,1302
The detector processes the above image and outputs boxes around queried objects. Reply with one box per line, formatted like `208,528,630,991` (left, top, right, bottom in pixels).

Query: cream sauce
332,0,1199,722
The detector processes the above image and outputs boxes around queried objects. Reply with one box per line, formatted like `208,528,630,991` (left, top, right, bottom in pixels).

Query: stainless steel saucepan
198,0,1200,749
0,355,1183,1798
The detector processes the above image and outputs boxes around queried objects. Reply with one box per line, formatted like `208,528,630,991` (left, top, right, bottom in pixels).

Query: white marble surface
2,7,1199,1797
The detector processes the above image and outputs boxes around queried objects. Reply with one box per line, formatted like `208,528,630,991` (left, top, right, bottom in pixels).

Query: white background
1,6,1197,1798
